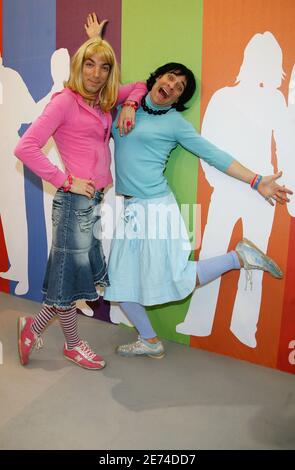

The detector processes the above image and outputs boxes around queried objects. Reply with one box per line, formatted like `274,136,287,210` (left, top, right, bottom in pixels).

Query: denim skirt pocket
52,199,63,227
74,206,99,232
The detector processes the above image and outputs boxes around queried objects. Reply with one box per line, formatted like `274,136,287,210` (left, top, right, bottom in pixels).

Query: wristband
251,174,262,190
250,174,258,187
122,101,138,110
63,174,73,192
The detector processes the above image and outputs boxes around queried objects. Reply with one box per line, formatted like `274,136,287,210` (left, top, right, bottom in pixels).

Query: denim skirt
104,191,197,306
42,189,109,308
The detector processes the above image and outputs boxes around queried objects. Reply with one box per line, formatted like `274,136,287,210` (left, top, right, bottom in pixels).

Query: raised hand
84,12,108,39
258,171,293,206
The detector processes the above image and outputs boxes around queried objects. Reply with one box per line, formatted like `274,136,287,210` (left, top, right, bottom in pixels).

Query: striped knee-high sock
31,305,57,336
56,305,80,349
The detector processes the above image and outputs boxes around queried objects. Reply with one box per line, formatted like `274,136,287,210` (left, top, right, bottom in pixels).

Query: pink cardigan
14,83,147,189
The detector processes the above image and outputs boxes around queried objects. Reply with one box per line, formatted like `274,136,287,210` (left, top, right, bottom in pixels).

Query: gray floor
0,291,294,450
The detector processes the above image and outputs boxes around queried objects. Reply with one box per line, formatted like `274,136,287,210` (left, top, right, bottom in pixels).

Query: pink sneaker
18,316,44,366
63,340,106,370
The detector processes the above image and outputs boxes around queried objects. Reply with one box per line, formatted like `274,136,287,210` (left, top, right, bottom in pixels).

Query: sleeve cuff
49,170,68,189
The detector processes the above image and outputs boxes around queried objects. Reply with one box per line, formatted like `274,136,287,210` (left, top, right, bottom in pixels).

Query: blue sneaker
116,337,165,359
235,238,283,279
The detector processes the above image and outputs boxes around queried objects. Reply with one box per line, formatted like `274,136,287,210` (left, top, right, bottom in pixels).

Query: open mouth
159,87,169,99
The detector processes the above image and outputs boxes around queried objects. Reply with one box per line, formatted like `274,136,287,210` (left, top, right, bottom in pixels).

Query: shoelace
79,341,96,359
122,339,144,351
244,269,253,291
35,335,44,350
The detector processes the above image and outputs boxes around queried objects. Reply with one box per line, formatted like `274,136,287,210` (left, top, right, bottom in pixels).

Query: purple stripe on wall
56,0,122,61
56,1,121,323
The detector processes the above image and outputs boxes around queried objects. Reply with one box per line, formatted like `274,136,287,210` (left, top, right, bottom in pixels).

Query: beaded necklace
141,94,172,115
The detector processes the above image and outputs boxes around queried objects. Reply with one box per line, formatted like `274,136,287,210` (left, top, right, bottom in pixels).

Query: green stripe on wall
121,0,203,344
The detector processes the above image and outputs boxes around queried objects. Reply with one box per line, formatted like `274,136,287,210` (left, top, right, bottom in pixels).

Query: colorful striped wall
0,0,294,374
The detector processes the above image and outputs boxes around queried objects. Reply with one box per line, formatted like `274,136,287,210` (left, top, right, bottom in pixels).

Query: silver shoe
116,337,165,359
235,238,283,280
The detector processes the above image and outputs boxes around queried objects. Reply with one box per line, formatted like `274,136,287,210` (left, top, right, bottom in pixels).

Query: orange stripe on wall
191,0,295,369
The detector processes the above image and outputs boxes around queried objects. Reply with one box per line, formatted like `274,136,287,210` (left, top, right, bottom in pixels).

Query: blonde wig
64,37,120,112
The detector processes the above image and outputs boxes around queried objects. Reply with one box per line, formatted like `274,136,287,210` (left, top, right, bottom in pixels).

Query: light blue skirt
104,192,197,306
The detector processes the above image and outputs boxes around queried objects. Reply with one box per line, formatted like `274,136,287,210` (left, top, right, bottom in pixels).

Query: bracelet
251,174,262,190
250,174,258,187
122,101,138,110
63,174,73,192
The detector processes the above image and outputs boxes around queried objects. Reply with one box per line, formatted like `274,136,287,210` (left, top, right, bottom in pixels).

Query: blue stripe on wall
3,0,56,300
3,0,55,100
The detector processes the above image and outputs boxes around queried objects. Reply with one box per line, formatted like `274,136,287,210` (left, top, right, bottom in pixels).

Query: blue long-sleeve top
113,93,234,198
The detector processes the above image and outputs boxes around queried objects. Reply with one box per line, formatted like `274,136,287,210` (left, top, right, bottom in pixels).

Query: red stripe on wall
0,217,10,294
